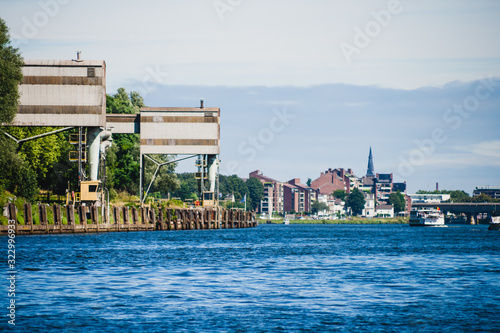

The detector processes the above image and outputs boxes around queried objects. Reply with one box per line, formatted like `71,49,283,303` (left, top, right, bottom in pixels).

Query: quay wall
1,203,257,235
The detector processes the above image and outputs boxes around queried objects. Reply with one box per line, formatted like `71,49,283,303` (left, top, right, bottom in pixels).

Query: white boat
489,215,500,231
409,208,445,227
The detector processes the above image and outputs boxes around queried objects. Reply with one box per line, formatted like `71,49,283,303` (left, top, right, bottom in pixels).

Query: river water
4,224,500,332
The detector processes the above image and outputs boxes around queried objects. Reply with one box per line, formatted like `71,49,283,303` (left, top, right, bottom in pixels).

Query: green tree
219,175,248,203
388,190,405,214
143,154,179,198
171,173,199,200
332,189,347,201
0,19,38,201
106,88,142,114
173,182,198,201
306,178,312,187
450,190,471,202
472,193,499,203
0,18,23,123
246,177,264,211
346,188,365,216
105,88,173,196
106,133,140,194
311,200,329,214
0,138,38,201
6,127,72,183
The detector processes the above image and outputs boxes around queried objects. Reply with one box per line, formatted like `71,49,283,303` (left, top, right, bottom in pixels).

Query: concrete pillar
207,155,218,192
87,127,101,181
466,213,477,225
139,154,144,202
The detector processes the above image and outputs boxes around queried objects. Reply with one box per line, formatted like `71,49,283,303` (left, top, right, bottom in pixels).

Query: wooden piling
158,208,164,230
184,210,190,230
66,205,75,226
141,207,148,224
167,209,172,230
8,203,17,224
53,204,62,225
1,205,256,235
39,204,48,225
123,207,130,231
131,207,139,225
196,210,202,230
150,208,156,226
24,203,33,225
113,207,119,225
90,205,98,224
179,209,184,230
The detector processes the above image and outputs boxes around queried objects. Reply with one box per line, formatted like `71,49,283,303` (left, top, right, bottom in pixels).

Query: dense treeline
171,173,264,211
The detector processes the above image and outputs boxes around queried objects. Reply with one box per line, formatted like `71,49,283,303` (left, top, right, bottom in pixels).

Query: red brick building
284,178,315,213
310,168,355,196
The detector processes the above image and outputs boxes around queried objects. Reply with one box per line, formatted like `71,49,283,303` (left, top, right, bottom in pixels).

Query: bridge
411,202,500,224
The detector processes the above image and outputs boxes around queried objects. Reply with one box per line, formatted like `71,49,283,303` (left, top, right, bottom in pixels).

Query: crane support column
87,127,101,181
207,155,218,193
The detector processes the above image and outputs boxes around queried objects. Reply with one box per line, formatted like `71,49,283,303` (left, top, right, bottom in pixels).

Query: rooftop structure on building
361,173,407,202
408,194,451,204
473,186,500,199
366,147,375,177
310,168,355,195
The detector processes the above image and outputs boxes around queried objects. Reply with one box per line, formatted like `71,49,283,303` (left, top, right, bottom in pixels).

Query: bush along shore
260,217,408,225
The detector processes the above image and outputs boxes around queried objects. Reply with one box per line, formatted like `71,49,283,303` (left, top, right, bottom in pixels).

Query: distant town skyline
1,0,499,194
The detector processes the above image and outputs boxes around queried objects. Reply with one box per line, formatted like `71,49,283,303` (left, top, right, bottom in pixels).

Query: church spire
366,147,375,177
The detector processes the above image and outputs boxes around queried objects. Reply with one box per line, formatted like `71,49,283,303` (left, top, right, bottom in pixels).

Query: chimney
73,51,82,62
200,99,204,108
436,182,439,191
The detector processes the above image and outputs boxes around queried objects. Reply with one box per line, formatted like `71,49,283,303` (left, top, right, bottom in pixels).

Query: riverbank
260,217,408,225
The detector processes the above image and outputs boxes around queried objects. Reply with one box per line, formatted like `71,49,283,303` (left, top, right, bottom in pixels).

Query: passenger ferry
409,208,446,227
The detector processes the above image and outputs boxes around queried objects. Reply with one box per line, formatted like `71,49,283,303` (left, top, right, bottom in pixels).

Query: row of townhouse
250,167,407,216
319,192,396,218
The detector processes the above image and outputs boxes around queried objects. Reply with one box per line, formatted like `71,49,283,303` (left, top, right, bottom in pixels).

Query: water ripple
4,224,500,332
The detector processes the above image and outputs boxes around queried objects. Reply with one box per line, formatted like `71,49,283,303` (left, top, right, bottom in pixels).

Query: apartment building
249,170,283,214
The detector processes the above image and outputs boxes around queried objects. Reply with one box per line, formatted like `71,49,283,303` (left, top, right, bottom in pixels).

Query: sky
1,0,500,194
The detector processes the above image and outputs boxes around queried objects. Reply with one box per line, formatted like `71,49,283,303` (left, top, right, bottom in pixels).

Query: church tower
366,147,375,177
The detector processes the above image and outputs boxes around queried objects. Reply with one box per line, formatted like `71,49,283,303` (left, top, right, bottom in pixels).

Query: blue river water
3,224,500,332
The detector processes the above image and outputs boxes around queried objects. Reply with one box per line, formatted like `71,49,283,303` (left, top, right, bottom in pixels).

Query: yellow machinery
202,191,215,207
80,180,102,203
